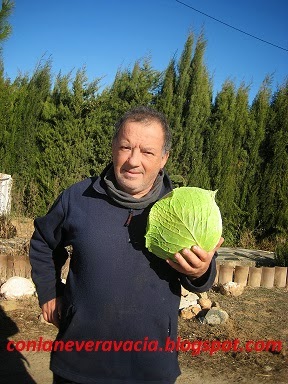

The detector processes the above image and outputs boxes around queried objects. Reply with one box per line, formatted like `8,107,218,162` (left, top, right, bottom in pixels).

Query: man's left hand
166,237,224,279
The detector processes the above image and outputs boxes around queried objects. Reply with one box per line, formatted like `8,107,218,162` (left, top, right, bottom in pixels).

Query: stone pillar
214,263,220,285
6,254,14,279
274,266,287,288
234,266,249,286
13,256,31,278
248,267,262,287
218,265,234,284
0,254,8,281
261,267,275,288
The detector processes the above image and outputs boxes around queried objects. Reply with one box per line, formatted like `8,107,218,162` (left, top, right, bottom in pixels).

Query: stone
191,305,201,315
203,308,229,325
0,276,35,299
179,307,194,320
198,291,208,299
198,298,212,309
181,286,190,297
219,282,245,297
0,300,18,311
179,292,199,309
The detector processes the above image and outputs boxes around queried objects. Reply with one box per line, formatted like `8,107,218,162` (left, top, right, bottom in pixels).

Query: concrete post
261,267,275,288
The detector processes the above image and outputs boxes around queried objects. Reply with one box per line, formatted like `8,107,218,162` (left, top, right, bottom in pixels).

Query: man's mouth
123,169,142,177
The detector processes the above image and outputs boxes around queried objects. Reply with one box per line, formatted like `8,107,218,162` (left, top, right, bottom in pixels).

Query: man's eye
120,146,130,150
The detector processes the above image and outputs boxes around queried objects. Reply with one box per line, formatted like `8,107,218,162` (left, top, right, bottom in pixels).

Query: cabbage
145,187,222,260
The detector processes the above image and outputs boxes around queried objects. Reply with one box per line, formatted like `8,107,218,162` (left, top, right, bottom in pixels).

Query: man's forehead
120,119,164,135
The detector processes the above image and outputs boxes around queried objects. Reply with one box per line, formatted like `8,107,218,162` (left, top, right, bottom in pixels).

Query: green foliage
0,0,14,47
274,239,288,267
259,81,288,237
0,27,287,247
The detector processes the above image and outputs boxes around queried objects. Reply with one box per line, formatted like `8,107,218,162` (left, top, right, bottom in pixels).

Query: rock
179,292,199,309
198,292,208,299
203,308,229,325
198,298,212,309
179,307,194,320
0,276,35,299
0,300,18,311
181,286,190,297
220,282,244,297
191,305,201,315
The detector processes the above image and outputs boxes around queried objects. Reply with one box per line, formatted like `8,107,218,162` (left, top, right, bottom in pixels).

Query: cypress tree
169,33,194,178
35,69,101,214
0,65,12,170
259,81,288,237
245,77,271,233
0,0,13,50
156,58,176,123
180,33,212,188
208,80,238,244
232,83,251,224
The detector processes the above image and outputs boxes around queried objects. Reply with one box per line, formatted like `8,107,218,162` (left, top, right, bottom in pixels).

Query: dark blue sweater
29,170,216,384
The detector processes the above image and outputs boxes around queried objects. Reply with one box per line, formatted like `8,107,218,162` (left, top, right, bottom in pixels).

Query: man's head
112,106,171,198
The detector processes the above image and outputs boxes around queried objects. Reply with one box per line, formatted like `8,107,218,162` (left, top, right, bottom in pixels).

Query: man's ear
161,152,169,168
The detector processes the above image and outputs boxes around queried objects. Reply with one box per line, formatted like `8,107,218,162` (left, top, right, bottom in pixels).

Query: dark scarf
104,165,164,209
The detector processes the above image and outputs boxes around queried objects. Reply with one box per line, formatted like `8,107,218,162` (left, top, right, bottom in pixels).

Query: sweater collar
93,163,173,208
103,165,164,209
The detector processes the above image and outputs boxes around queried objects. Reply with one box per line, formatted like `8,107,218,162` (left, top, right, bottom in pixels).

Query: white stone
181,286,190,297
0,276,35,299
179,292,199,309
220,281,244,297
198,292,208,299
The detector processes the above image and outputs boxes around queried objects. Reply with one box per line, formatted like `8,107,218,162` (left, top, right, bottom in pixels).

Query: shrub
0,215,17,238
274,239,288,267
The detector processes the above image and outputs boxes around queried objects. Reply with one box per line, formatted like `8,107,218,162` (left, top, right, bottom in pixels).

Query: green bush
274,240,288,267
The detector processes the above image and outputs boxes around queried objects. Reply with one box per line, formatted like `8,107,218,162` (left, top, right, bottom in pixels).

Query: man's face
112,119,169,198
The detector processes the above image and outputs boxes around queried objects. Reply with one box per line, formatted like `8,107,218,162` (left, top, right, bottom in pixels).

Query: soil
0,218,287,384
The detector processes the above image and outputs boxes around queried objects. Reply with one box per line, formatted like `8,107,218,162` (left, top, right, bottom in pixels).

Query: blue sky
2,0,288,102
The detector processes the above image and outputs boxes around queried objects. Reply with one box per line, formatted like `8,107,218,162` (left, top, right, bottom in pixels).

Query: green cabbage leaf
145,187,222,260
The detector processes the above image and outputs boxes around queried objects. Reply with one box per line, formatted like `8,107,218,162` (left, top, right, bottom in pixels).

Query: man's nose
127,148,141,166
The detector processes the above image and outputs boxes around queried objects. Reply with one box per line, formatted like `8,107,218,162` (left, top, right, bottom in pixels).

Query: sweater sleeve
179,253,217,293
29,193,68,307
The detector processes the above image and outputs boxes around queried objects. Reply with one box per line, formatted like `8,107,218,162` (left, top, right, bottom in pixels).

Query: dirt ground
0,286,287,384
0,218,287,384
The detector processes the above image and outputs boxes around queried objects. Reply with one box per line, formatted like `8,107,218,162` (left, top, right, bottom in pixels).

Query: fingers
167,237,225,279
177,248,204,268
190,236,225,261
42,298,61,328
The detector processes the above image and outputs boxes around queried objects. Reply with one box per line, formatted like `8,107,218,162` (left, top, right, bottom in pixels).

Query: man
30,106,223,384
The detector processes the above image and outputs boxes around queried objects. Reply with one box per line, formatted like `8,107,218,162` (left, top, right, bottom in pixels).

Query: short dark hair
113,106,172,153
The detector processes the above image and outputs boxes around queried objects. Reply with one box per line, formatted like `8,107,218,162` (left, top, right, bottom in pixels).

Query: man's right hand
41,297,62,328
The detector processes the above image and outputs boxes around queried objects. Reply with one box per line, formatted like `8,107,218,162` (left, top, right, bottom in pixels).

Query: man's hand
41,297,62,328
166,237,224,279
